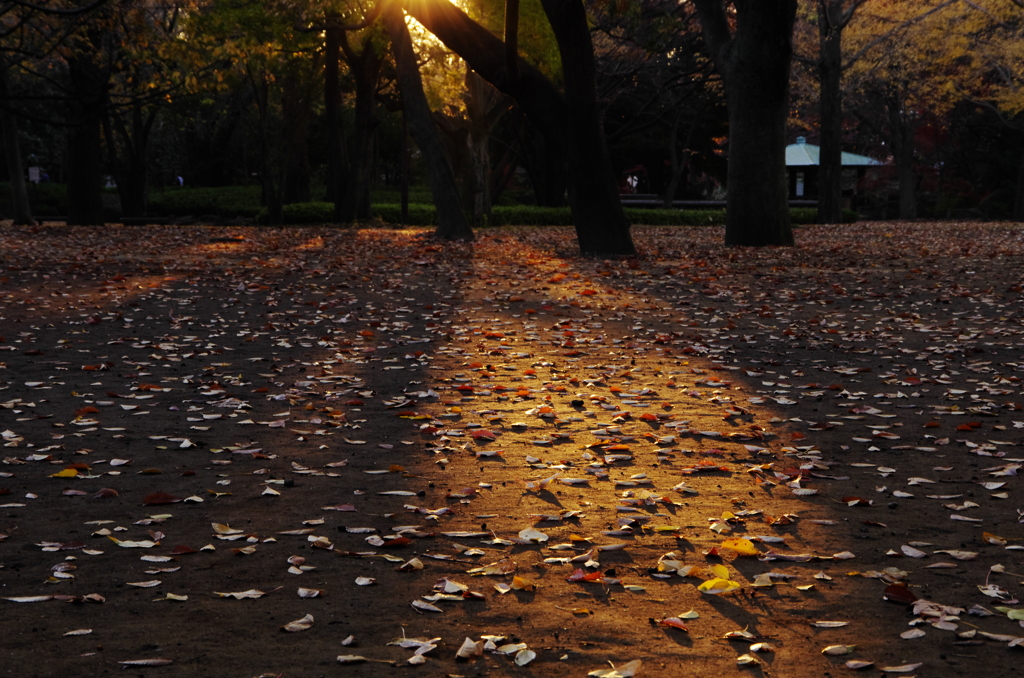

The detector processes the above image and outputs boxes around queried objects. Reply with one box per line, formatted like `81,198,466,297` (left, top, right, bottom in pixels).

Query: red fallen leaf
470,430,497,441
137,383,162,391
345,400,364,406
380,537,411,548
923,421,940,428
639,413,658,422
170,545,198,555
566,568,606,582
66,463,91,471
884,583,918,605
657,617,689,631
580,289,598,296
0,488,10,496
23,349,44,355
841,497,872,507
456,384,474,392
142,491,182,506
252,387,269,393
74,406,99,417
790,431,806,441
93,488,119,499
704,546,721,557
956,422,982,431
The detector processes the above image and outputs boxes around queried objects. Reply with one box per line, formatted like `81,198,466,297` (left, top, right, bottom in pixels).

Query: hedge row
0,182,856,226
149,186,263,218
259,202,856,226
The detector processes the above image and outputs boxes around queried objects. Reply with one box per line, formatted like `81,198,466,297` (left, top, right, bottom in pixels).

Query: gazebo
786,136,881,202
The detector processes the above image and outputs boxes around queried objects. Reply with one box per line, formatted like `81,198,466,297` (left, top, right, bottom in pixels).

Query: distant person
176,176,184,187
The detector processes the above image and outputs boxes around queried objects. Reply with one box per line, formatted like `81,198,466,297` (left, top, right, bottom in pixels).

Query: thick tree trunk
402,0,633,254
281,63,312,205
464,71,508,226
539,0,634,255
0,70,34,225
817,1,844,224
383,3,472,241
694,0,796,246
66,56,106,226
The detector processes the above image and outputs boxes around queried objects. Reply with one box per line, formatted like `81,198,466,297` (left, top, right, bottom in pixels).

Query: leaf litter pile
1,222,1023,677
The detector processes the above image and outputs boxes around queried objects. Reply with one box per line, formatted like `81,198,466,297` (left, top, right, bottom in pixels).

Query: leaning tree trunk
817,2,844,225
694,0,796,246
539,0,634,255
383,2,473,241
0,69,34,225
401,0,633,254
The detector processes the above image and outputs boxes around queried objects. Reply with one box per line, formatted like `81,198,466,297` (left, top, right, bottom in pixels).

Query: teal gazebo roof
786,137,881,167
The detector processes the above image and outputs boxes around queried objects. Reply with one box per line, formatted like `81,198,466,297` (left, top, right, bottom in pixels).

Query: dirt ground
1,221,1023,678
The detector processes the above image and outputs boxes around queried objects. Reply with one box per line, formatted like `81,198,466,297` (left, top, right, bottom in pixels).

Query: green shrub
790,207,858,224
220,197,861,227
0,182,68,216
149,185,262,217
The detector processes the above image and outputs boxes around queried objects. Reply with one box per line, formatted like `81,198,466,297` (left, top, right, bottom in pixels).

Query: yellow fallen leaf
511,576,536,591
698,577,741,594
720,537,760,557
50,468,78,478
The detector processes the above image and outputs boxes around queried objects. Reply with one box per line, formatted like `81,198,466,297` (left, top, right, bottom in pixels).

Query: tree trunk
339,32,384,221
281,62,312,205
817,0,844,224
663,112,693,209
888,92,917,219
383,2,472,241
106,102,154,219
539,0,634,255
324,14,348,213
694,0,796,246
66,55,106,226
1012,139,1024,222
0,69,34,225
402,0,633,254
